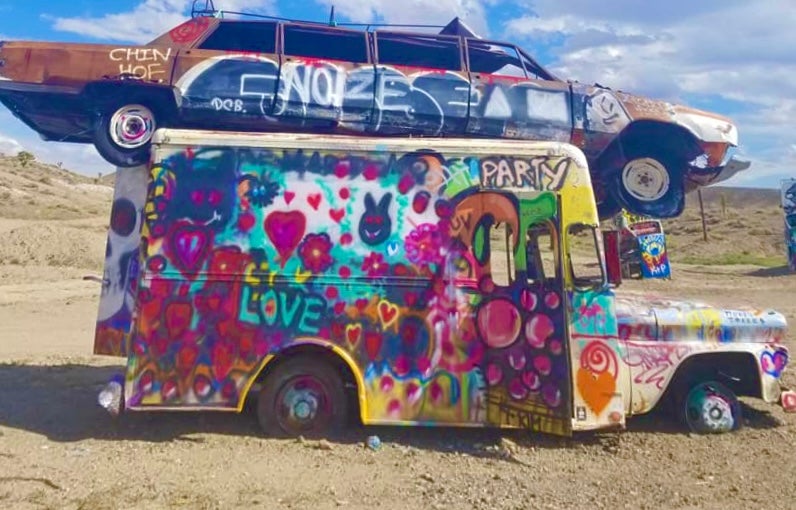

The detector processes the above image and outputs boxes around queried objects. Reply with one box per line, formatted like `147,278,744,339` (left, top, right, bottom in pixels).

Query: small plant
720,193,727,218
16,151,35,167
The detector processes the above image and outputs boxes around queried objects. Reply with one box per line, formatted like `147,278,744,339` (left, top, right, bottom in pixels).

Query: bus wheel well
662,352,762,409
248,344,362,426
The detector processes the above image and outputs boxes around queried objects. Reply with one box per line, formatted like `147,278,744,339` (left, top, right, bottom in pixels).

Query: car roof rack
189,0,476,34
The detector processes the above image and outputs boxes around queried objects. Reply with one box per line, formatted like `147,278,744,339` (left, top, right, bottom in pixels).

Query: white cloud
50,0,276,44
0,133,23,155
0,110,111,176
504,0,796,188
314,0,490,36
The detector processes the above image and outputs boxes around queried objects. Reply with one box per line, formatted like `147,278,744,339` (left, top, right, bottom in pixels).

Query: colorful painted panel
94,165,148,356
637,233,671,279
782,179,796,271
616,294,787,345
125,143,577,434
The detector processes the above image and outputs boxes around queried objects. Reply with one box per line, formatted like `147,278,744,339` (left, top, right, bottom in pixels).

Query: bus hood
615,293,787,344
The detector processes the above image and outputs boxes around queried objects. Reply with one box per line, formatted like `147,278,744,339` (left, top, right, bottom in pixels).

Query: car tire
681,380,742,434
256,357,348,438
609,150,685,218
93,103,158,168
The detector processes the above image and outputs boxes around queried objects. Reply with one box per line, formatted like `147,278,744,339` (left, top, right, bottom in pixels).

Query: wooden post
698,189,708,242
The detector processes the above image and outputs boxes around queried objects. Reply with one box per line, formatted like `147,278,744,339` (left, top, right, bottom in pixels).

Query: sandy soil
0,157,794,510
0,247,794,510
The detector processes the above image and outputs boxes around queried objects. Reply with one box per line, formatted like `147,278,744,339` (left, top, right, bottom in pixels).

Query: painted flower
298,233,335,274
239,174,279,208
404,223,443,266
362,252,388,278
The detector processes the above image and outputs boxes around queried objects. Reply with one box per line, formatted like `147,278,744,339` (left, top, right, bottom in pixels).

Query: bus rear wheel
257,357,348,438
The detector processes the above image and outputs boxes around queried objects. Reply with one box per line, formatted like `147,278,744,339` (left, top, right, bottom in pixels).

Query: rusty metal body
0,16,747,218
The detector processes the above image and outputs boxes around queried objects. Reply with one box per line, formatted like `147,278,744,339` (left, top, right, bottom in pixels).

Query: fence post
698,189,708,242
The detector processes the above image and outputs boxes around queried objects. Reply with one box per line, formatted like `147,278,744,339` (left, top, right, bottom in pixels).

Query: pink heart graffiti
169,222,211,276
264,211,307,266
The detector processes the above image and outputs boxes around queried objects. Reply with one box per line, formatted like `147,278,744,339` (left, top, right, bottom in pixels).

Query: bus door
468,191,572,436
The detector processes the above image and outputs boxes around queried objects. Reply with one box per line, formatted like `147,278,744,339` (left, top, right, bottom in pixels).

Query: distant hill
0,153,790,269
0,155,113,220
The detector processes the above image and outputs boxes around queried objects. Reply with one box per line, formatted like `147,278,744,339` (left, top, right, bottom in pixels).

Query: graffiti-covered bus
782,178,796,272
94,130,791,436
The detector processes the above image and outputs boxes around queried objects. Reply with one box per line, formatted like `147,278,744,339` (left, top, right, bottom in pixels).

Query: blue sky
0,0,794,188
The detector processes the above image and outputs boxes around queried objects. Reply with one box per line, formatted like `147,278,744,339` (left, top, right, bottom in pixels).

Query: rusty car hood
615,292,787,344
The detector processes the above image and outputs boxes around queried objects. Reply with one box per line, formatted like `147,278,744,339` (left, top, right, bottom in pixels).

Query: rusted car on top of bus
0,10,748,218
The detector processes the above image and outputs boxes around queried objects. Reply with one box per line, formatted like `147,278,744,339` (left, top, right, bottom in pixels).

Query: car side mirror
602,230,622,287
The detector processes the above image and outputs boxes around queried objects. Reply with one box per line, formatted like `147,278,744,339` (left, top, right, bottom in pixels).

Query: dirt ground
0,248,794,510
1,157,795,509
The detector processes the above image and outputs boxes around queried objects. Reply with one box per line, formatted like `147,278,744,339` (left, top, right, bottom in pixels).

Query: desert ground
0,155,794,510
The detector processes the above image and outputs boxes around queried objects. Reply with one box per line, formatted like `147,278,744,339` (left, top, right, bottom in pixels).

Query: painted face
585,90,630,133
359,192,393,246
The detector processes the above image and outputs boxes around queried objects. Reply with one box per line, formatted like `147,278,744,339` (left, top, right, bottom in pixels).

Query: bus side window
489,222,515,286
526,222,557,283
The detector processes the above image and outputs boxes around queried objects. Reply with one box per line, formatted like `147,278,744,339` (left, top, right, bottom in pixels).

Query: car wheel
682,380,742,434
93,103,157,168
610,151,685,218
257,357,348,438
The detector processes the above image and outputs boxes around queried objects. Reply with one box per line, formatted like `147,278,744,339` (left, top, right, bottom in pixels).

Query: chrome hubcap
109,105,155,150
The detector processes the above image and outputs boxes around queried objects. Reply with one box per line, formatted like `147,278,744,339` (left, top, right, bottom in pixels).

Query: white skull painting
96,166,148,323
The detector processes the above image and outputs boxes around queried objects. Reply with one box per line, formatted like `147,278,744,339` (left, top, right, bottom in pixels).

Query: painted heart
378,300,399,328
386,241,400,257
211,340,235,380
346,324,362,346
284,191,295,205
761,350,788,377
176,344,199,377
164,301,193,339
169,223,211,276
365,331,383,360
264,211,306,265
576,368,616,415
329,208,345,223
307,193,322,210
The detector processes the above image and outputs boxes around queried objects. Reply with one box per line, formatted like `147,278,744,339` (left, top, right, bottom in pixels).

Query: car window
198,21,277,53
518,49,554,81
467,40,525,77
283,25,369,63
376,33,462,71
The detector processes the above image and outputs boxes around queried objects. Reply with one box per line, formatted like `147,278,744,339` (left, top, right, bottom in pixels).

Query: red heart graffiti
169,223,211,276
176,344,199,377
164,301,193,339
284,191,295,205
378,301,399,327
365,331,383,360
212,340,235,380
264,211,306,265
346,324,362,346
307,193,322,210
329,209,345,223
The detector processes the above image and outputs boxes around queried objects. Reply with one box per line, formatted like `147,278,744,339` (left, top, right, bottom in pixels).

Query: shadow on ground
0,363,785,453
745,265,794,277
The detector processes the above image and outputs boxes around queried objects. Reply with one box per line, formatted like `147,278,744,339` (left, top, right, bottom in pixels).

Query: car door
273,23,374,130
371,31,472,136
467,41,572,143
171,21,281,128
